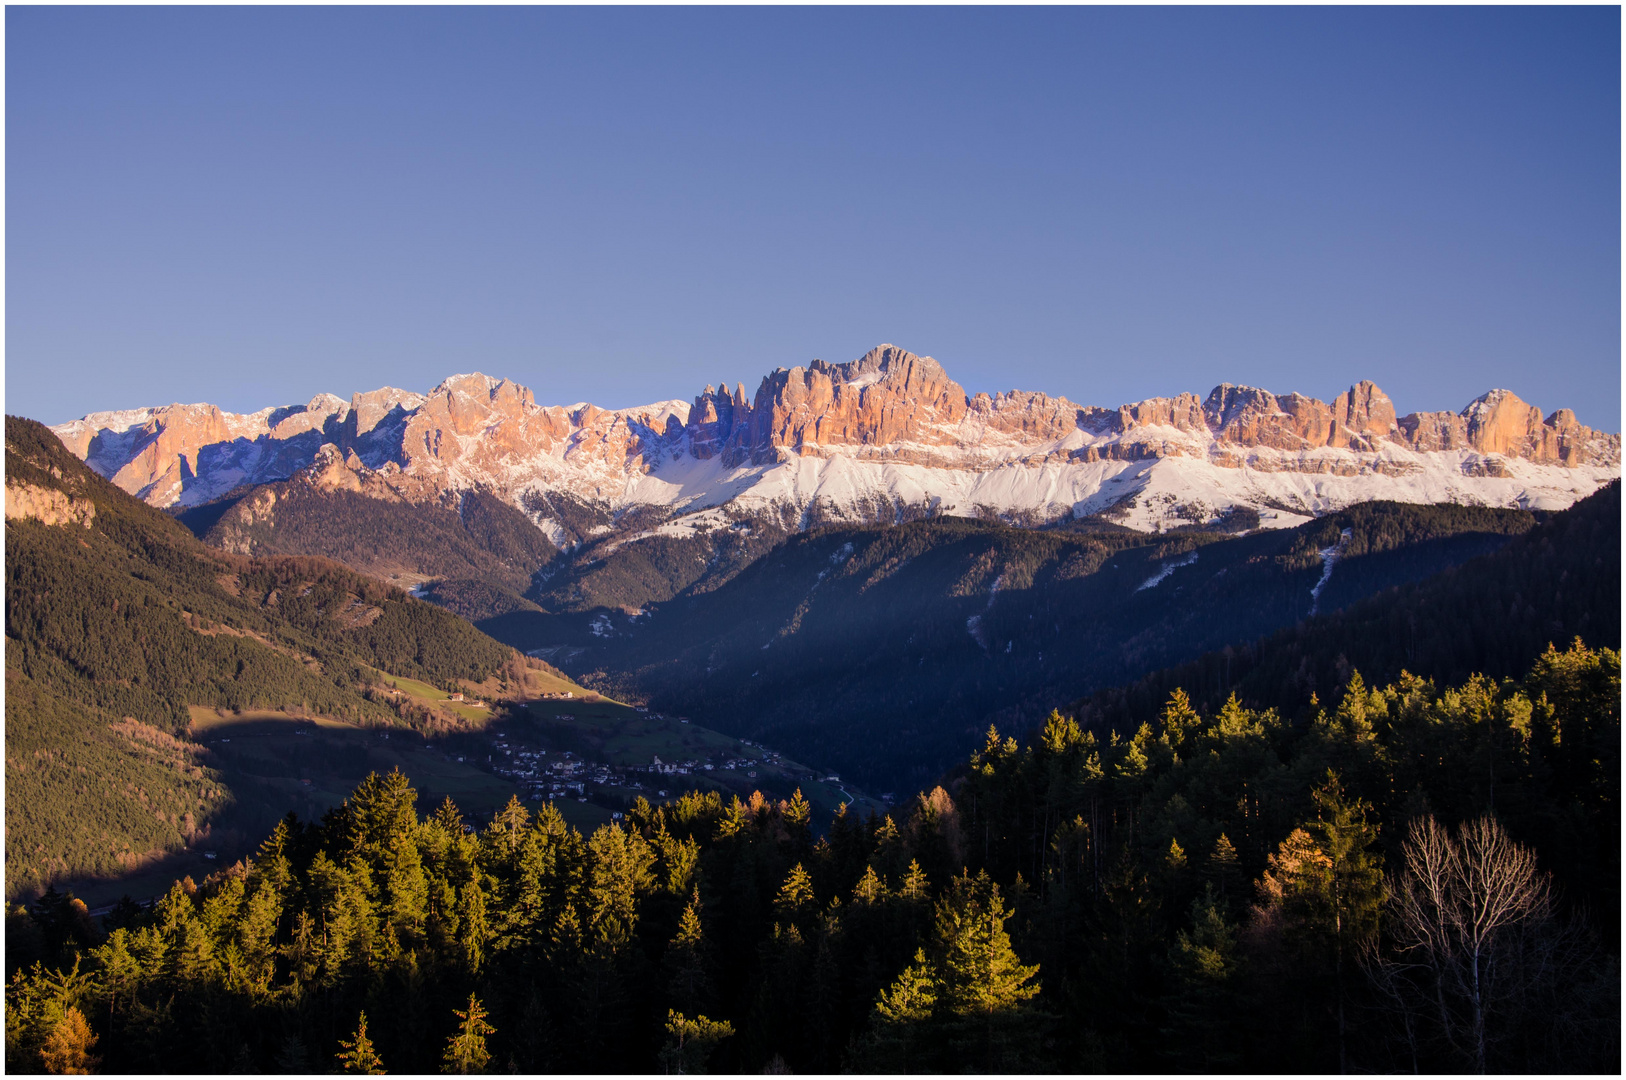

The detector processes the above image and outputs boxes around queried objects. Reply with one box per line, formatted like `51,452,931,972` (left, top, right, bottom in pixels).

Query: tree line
7,640,1616,1073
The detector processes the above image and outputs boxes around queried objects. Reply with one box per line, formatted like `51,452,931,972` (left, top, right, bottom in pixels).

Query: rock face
48,344,1620,535
4,481,96,528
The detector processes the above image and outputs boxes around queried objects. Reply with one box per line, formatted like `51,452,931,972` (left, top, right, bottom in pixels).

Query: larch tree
38,1006,99,1075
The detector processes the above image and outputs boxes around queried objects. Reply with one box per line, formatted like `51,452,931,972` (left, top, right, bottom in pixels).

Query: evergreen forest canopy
6,642,1618,1073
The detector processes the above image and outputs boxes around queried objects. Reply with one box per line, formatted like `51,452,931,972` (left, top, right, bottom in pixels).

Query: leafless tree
1363,814,1604,1073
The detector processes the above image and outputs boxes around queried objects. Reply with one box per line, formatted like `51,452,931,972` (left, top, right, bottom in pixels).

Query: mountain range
52,345,1620,544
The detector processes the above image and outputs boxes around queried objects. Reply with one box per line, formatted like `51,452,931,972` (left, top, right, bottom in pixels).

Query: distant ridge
49,345,1618,538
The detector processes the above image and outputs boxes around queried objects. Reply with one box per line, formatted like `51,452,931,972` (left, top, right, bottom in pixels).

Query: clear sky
7,6,1621,429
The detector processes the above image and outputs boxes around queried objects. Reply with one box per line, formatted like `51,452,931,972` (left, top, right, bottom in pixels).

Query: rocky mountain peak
44,344,1619,534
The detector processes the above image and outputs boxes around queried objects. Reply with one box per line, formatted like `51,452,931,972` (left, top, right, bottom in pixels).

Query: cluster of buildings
487,735,597,801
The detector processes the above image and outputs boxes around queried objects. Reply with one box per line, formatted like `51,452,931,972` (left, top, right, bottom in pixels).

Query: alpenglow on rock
50,345,1620,536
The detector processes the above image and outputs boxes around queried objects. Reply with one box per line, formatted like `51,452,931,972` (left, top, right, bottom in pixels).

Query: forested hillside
555,502,1541,791
1076,481,1620,732
4,417,522,898
6,643,1616,1073
182,482,558,599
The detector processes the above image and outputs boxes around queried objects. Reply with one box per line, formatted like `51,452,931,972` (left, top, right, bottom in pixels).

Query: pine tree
348,768,420,865
433,797,465,838
586,822,656,949
871,815,907,887
384,837,430,944
1256,772,1385,1071
337,1011,387,1074
441,994,495,1074
781,789,813,854
899,860,930,903
456,879,488,975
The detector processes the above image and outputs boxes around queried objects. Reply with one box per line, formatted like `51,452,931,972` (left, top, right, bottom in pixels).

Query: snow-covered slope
49,345,1620,538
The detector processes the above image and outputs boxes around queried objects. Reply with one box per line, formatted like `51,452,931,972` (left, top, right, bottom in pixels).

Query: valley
500,501,1549,791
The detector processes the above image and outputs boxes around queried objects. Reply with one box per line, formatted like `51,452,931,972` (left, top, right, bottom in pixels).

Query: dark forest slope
552,502,1540,791
5,416,519,897
1072,481,1620,733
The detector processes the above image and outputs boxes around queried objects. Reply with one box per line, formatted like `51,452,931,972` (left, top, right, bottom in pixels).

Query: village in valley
455,691,880,823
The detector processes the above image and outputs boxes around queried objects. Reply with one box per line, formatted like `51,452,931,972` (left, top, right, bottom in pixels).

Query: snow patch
1137,550,1199,592
1308,528,1354,615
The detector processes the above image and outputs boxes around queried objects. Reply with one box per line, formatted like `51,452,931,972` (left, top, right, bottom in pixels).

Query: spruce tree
853,947,939,1072
665,889,713,1014
1161,886,1239,1071
337,1011,386,1074
934,871,1041,1071
1305,771,1384,1073
1206,833,1241,908
773,864,816,927
441,994,495,1074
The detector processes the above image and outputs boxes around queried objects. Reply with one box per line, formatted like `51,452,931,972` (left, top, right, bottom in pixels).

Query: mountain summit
50,345,1619,535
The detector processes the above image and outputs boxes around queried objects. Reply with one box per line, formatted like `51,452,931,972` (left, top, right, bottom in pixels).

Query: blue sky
7,6,1620,429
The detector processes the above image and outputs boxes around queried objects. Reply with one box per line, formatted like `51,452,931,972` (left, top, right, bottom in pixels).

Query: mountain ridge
50,345,1619,538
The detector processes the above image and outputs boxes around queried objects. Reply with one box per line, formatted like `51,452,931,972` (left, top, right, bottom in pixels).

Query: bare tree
1366,814,1572,1072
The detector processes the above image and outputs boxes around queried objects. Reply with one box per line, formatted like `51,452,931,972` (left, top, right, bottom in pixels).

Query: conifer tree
38,1005,99,1075
781,789,813,855
1162,886,1239,1071
773,864,815,927
870,815,908,887
1306,771,1385,1072
899,860,930,903
658,1010,734,1074
852,865,887,907
441,994,495,1074
433,797,465,838
348,768,420,865
456,879,488,974
1207,833,1242,911
933,871,1041,1070
1257,772,1385,1071
854,947,939,1072
384,837,430,943
665,889,713,1014
337,1011,386,1074
1160,689,1203,750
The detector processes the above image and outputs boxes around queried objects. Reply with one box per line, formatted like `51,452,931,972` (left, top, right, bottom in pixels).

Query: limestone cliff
47,344,1620,535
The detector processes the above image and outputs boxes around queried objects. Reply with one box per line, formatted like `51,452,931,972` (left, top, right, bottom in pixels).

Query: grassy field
371,671,498,724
